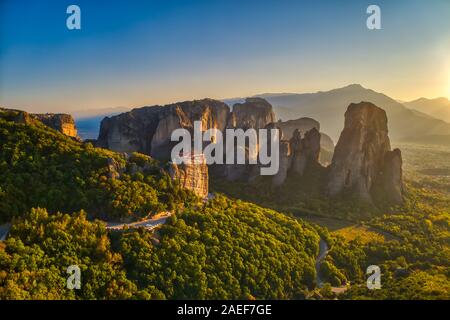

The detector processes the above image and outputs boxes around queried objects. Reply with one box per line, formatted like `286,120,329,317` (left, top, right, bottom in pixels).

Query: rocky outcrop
276,117,334,166
95,97,326,192
97,99,229,160
276,117,320,140
228,98,275,130
290,128,321,176
169,155,209,198
106,157,125,179
0,108,78,138
269,126,322,186
32,113,78,138
272,140,292,186
0,107,34,125
216,98,276,182
327,102,403,204
380,149,403,204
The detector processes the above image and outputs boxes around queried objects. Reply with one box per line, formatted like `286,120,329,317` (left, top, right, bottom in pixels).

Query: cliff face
97,99,229,160
95,99,402,204
276,117,320,140
271,140,292,186
290,127,321,176
96,99,229,197
270,127,322,186
276,117,334,166
223,98,277,181
0,108,78,138
228,98,275,129
96,98,324,189
169,158,209,198
380,148,403,204
327,102,403,204
32,113,78,138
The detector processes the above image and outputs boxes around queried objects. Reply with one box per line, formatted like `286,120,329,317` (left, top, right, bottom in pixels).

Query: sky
1,0,450,113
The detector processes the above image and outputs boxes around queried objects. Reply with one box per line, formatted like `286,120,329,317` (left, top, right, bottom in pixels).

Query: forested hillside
0,109,195,222
0,108,323,300
0,109,448,300
0,197,321,299
318,183,450,299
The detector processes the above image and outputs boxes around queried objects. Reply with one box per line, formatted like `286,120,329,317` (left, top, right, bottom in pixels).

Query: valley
0,92,449,300
1,0,449,304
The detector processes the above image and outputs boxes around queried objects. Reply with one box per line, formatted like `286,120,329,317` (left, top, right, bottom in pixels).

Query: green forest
0,109,196,223
0,110,449,300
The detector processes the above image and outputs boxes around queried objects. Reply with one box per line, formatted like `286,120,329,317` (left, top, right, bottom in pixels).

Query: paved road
106,212,172,231
0,212,171,241
0,223,12,241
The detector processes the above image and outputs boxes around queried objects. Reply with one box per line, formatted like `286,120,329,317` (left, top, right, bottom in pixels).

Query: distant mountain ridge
404,97,450,123
72,107,130,119
74,107,131,140
225,84,450,145
49,85,450,145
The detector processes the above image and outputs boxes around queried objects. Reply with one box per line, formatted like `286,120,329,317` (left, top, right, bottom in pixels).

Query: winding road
105,211,172,231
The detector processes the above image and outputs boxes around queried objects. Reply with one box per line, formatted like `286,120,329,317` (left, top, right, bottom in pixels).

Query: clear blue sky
1,0,450,112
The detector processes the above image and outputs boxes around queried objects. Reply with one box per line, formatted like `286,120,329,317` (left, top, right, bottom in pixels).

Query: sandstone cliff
0,108,78,138
271,140,292,186
290,127,321,176
32,113,78,138
222,98,277,181
327,102,403,204
97,99,229,160
169,156,209,198
276,117,320,140
276,117,334,166
95,100,228,197
228,98,275,129
95,98,325,189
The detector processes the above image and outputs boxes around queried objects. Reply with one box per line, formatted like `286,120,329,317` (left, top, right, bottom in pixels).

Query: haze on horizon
1,0,450,113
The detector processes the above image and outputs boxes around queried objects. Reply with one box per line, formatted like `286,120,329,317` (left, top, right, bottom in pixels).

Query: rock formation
290,127,321,176
271,140,292,186
169,155,209,198
228,98,275,129
0,108,78,138
327,102,403,204
268,126,322,186
380,149,403,204
32,113,78,138
276,117,320,140
276,117,334,166
97,99,229,160
93,98,403,206
95,98,325,189
106,157,125,180
223,98,277,181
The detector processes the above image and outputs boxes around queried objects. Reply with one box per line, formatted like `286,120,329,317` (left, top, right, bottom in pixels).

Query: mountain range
404,97,450,124
73,84,450,146
225,84,450,145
